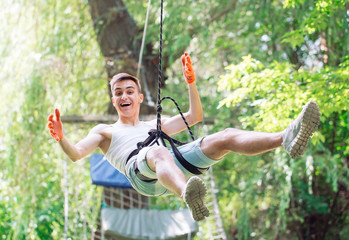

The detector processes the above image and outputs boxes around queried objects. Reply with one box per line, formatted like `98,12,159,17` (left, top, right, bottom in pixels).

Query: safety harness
126,121,209,177
125,0,208,179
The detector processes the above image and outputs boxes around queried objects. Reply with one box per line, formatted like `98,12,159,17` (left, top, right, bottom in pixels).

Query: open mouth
120,102,131,107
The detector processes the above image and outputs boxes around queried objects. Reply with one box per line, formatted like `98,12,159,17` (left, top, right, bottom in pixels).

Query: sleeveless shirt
105,121,156,174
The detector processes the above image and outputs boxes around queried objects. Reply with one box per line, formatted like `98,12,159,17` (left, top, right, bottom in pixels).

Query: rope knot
157,105,163,114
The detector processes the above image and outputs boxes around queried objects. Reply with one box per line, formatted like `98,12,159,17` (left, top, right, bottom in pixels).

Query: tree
88,0,159,114
217,0,349,238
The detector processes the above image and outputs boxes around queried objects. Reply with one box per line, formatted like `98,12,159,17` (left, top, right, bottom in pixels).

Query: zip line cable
137,0,152,79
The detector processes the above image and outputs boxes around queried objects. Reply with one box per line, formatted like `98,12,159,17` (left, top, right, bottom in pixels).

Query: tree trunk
88,0,162,115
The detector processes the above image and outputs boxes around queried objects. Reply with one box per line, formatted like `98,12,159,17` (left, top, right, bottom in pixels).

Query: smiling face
111,79,144,120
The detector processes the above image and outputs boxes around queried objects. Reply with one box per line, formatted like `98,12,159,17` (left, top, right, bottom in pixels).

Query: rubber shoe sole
183,176,210,221
287,101,320,158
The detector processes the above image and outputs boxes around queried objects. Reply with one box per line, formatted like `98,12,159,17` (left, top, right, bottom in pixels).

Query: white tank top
105,121,156,174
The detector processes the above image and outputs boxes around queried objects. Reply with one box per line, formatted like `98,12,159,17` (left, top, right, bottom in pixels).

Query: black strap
126,130,158,162
126,129,208,175
159,131,208,175
134,161,157,183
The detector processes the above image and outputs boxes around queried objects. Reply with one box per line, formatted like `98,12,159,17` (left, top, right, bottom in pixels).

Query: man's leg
146,146,209,221
201,129,283,160
146,146,187,197
201,101,320,160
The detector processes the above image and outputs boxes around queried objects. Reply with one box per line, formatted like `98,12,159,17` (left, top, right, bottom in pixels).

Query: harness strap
134,161,157,183
159,131,208,175
126,130,158,162
126,130,208,175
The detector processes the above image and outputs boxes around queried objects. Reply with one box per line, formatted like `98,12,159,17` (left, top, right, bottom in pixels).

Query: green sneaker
282,101,320,158
183,176,209,221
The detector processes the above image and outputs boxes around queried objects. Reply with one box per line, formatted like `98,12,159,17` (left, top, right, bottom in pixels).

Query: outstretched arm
47,109,105,162
162,52,203,135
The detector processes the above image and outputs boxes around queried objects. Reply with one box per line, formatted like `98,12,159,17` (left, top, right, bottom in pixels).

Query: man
47,52,321,221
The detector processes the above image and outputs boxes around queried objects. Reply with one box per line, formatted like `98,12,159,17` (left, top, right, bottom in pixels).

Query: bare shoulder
89,124,114,139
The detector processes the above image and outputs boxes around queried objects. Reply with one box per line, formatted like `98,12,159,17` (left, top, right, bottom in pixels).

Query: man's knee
146,146,172,164
222,127,240,135
201,128,241,159
218,128,240,147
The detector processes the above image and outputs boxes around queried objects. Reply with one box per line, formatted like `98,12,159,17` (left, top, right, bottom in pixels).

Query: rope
156,0,164,136
137,0,152,79
156,0,195,141
63,157,69,240
160,97,195,141
126,0,207,176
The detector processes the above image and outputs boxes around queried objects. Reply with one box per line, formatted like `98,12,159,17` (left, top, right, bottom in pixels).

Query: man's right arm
58,127,105,162
47,109,106,162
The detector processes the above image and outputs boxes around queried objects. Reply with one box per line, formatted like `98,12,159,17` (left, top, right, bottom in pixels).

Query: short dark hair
110,73,142,93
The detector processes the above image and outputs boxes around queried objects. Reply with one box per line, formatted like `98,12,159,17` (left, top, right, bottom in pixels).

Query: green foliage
237,204,251,240
217,53,348,238
218,54,349,160
0,0,104,239
150,0,349,238
218,54,349,132
1,0,348,239
282,0,347,48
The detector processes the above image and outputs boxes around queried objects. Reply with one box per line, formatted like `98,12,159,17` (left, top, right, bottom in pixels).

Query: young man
47,53,321,221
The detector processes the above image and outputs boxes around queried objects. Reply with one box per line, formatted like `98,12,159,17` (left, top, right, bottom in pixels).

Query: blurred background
0,0,348,239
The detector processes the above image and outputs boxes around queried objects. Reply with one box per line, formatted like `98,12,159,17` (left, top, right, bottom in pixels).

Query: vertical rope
137,0,152,79
155,0,194,142
156,0,164,135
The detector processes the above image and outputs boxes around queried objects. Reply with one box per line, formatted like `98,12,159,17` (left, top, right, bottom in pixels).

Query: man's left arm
162,52,203,135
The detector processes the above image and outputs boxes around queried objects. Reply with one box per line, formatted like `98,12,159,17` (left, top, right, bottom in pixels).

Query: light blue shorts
125,137,217,197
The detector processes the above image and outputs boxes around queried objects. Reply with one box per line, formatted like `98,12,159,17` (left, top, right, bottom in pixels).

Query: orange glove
47,108,63,142
181,52,195,84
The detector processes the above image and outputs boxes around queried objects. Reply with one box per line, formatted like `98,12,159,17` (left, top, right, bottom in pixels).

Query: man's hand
181,52,195,84
47,108,63,142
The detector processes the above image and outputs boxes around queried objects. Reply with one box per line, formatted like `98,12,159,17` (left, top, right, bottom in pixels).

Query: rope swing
155,0,195,142
126,0,208,176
